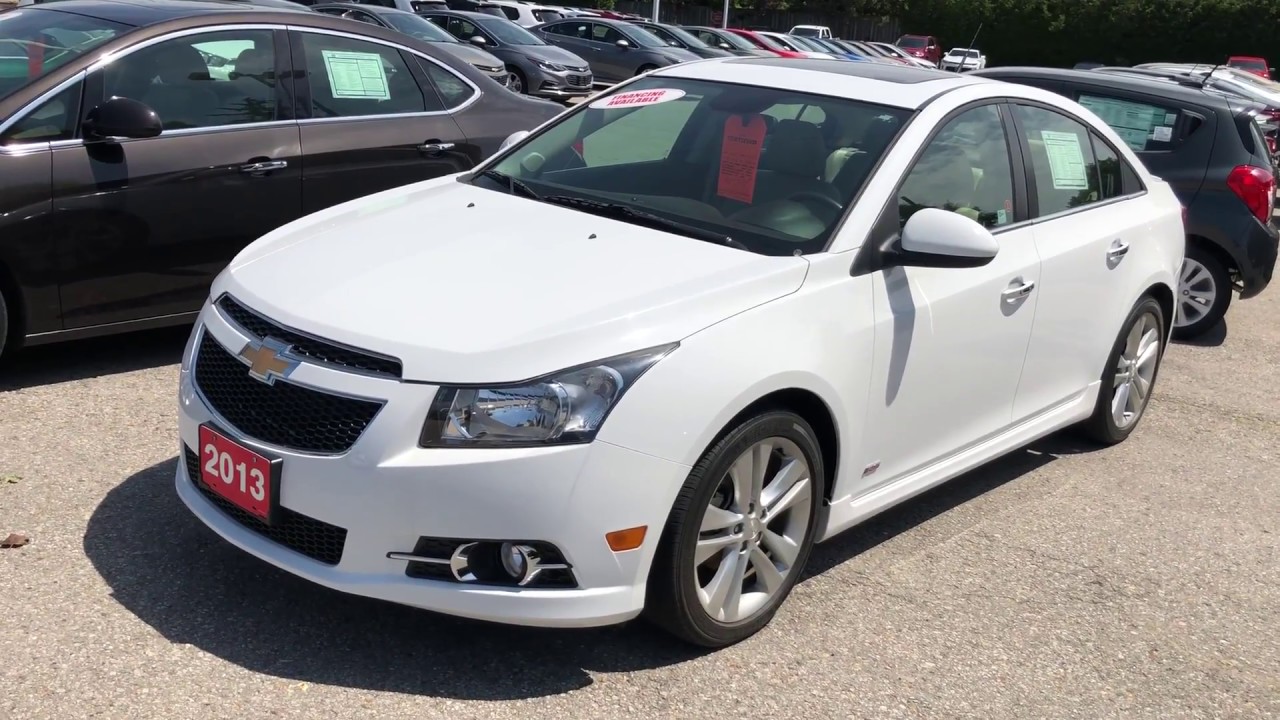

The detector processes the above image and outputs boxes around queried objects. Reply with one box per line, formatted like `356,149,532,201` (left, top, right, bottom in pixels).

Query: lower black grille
184,446,347,565
193,332,383,455
566,74,590,87
216,295,403,379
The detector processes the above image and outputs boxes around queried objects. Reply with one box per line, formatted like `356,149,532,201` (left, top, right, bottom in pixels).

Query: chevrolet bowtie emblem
238,337,299,385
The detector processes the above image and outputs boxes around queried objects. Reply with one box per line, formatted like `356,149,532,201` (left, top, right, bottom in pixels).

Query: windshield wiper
479,169,540,201
542,195,750,251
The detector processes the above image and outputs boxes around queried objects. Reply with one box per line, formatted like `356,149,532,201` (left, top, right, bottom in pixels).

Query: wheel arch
0,256,26,354
1142,280,1176,338
1186,232,1239,276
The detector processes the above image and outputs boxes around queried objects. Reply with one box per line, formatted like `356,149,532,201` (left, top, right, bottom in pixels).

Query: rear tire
1172,243,1231,340
0,288,9,362
1079,296,1166,445
507,66,527,94
635,64,657,77
643,410,824,648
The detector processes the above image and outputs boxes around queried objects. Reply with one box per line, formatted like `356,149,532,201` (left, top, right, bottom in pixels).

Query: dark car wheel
1080,295,1166,445
644,410,824,648
635,64,657,76
1172,243,1232,340
0,287,9,362
507,66,527,94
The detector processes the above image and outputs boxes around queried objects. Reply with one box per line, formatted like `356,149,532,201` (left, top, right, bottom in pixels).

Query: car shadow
84,435,1091,699
0,325,191,392
1171,318,1227,347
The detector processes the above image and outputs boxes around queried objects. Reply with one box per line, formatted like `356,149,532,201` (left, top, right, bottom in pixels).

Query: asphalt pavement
1,286,1278,719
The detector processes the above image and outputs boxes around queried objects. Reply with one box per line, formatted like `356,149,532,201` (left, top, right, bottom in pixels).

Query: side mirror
82,96,163,141
498,129,530,152
469,35,487,45
894,207,998,268
718,42,731,50
615,38,631,49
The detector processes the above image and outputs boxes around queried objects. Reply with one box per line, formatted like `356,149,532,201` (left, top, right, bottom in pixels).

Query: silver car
531,16,699,86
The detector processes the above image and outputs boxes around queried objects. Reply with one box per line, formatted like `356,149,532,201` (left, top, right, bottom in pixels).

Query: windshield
474,76,910,256
383,12,459,42
1231,58,1268,71
656,25,709,49
0,9,127,101
478,16,545,45
897,35,927,48
619,24,667,49
790,26,821,37
709,29,755,50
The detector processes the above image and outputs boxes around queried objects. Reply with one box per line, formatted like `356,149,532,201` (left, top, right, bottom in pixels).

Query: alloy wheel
1112,310,1161,429
508,72,523,93
1175,257,1217,328
694,437,814,624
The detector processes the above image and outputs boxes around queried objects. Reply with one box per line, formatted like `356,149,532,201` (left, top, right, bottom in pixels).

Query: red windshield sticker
716,114,767,204
27,43,44,80
588,88,686,110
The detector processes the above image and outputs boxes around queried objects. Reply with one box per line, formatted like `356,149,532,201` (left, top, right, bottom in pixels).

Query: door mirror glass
469,35,487,45
499,129,530,153
896,207,998,268
615,38,631,49
82,96,163,140
719,42,731,50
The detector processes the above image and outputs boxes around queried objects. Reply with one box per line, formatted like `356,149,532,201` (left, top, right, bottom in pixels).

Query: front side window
298,32,429,118
1075,92,1180,152
380,12,459,43
101,29,278,131
1012,104,1103,216
0,78,80,144
543,22,584,38
0,10,126,102
898,104,1016,230
476,76,909,255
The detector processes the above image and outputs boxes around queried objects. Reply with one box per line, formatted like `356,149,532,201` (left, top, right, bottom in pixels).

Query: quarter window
0,80,82,144
99,30,279,131
898,104,1016,230
1012,104,1106,216
419,59,474,109
298,33,432,117
1076,93,1180,152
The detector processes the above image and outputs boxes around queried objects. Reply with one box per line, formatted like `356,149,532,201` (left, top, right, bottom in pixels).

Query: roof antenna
958,21,983,72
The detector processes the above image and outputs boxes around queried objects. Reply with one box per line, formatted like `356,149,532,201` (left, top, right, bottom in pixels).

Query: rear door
51,27,302,329
291,28,474,213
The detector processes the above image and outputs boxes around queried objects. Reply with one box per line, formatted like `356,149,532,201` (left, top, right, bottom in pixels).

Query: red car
896,33,941,66
726,28,806,59
1228,55,1273,80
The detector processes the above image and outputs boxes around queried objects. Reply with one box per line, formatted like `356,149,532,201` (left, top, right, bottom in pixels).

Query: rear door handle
1107,239,1130,261
239,160,287,174
418,141,455,154
1001,278,1036,303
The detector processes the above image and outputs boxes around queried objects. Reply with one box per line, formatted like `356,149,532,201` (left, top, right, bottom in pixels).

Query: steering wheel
785,191,844,214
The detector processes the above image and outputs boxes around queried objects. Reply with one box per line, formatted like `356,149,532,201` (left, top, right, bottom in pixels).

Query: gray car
307,3,512,88
530,17,700,85
629,21,733,60
420,9,594,100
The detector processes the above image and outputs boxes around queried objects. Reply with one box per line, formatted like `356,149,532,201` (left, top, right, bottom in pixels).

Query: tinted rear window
897,36,926,48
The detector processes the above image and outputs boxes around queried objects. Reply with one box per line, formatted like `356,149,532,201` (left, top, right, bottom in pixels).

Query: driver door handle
239,160,287,174
1001,278,1036,303
1107,239,1130,261
418,140,455,154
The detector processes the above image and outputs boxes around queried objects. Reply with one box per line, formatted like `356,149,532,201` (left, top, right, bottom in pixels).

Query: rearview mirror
469,35,487,45
894,207,998,268
615,38,631,49
82,96,163,141
498,129,530,153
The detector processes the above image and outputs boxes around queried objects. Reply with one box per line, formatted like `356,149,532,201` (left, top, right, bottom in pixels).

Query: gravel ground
1,289,1278,720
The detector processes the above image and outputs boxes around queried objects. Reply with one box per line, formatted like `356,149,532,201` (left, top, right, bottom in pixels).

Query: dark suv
973,66,1279,339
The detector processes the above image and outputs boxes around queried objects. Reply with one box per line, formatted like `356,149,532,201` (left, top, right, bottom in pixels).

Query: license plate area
197,424,282,524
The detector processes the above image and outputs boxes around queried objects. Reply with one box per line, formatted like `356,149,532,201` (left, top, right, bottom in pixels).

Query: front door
856,103,1041,493
290,30,472,214
1006,101,1154,422
51,28,301,329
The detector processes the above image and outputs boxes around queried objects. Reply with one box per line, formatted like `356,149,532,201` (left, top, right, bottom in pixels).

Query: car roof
974,66,1239,108
17,0,303,24
654,56,996,109
315,2,415,15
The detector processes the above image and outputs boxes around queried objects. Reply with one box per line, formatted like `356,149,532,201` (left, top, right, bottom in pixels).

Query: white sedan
176,57,1185,648
942,47,987,71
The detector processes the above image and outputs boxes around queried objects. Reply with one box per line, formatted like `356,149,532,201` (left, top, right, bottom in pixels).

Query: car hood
437,42,505,69
658,47,702,62
517,42,590,68
216,178,810,383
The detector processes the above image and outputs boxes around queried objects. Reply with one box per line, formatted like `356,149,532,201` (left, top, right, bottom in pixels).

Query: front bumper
174,299,691,628
528,66,594,99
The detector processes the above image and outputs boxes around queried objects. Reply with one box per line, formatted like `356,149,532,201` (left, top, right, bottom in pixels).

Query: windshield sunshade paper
717,113,767,203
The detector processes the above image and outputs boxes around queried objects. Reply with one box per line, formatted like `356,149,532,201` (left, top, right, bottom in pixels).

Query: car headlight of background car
535,60,568,72
420,344,678,448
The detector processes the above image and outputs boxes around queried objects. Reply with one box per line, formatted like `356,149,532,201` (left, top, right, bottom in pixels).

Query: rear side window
297,32,433,117
1090,131,1144,198
1013,104,1101,216
1076,93,1180,152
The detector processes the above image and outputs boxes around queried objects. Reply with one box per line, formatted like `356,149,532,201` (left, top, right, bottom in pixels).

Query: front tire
635,64,657,77
1172,243,1231,340
1080,295,1166,445
644,411,824,648
507,66,527,94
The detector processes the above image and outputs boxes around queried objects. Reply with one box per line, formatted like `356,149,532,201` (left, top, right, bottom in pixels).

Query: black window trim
850,98,1031,277
1005,97,1148,225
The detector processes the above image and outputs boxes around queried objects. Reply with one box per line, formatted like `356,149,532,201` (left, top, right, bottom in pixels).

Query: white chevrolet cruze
177,58,1185,647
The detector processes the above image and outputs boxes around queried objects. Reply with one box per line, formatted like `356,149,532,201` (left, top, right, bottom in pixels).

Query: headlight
420,344,678,448
535,60,567,71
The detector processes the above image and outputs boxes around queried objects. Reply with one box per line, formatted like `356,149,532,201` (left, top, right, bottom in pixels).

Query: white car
942,47,987,71
176,59,1185,648
486,0,566,27
788,24,833,39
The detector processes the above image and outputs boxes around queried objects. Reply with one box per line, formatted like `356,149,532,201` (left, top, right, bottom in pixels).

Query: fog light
500,542,528,579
